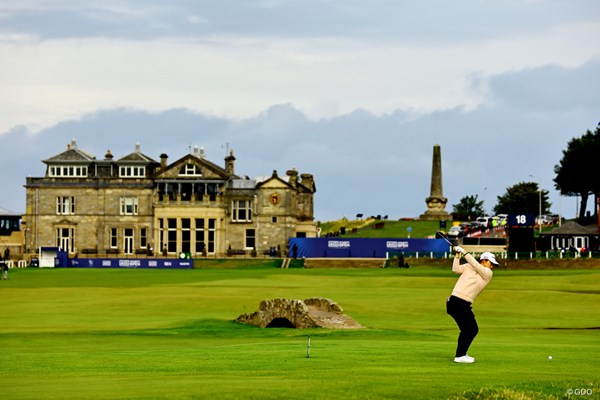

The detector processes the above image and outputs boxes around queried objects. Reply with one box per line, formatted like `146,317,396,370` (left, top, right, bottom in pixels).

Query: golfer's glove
454,246,466,255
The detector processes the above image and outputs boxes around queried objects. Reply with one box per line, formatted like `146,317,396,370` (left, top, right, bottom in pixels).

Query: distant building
0,207,23,259
23,140,317,258
0,207,21,235
538,221,599,252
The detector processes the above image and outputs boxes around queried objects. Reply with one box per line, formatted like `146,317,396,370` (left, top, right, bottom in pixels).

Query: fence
2,260,28,269
504,250,600,260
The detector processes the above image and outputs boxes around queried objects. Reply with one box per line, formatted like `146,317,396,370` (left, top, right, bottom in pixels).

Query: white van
476,216,490,228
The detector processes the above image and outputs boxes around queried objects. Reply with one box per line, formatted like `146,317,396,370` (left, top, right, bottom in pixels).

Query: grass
319,217,563,239
1,266,599,399
320,218,442,238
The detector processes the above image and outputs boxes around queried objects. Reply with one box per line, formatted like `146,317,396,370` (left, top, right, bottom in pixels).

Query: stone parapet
236,298,363,329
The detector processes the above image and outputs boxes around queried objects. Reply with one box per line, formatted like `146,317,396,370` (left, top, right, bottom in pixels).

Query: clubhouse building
23,140,317,258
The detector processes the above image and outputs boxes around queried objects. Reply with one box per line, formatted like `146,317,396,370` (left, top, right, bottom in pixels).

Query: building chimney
71,138,77,149
225,149,236,175
192,145,205,159
286,168,298,187
300,173,315,191
135,142,141,153
160,153,168,170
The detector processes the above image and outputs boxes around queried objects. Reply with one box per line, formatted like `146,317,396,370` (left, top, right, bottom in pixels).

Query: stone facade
23,140,317,258
236,298,364,329
420,144,452,221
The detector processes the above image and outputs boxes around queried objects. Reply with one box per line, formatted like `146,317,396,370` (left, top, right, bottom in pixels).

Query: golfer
446,246,498,363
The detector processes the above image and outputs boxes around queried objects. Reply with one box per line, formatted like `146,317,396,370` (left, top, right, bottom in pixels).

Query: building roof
542,221,599,236
117,151,157,163
255,170,293,189
0,207,21,216
43,139,96,163
116,143,157,164
228,178,257,189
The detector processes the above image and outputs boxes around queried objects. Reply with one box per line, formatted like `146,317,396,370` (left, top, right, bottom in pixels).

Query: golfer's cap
480,252,499,266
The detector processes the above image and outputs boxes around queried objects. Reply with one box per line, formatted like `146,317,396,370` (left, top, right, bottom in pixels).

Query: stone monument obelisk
419,144,452,221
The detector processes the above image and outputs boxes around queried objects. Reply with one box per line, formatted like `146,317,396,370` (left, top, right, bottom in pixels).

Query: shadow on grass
117,319,449,342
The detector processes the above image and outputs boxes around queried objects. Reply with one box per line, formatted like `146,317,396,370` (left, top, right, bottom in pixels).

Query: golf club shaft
436,231,453,246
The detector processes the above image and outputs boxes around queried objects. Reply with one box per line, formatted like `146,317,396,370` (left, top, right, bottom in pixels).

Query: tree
452,195,484,220
554,126,600,222
493,181,550,215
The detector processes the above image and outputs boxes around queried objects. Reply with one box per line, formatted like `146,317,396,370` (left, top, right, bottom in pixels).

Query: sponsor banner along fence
67,258,194,269
288,238,451,258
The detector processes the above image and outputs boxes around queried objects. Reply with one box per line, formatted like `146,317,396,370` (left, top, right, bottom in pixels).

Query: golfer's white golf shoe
453,355,475,363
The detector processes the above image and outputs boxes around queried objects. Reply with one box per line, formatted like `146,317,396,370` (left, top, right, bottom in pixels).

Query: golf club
435,230,454,247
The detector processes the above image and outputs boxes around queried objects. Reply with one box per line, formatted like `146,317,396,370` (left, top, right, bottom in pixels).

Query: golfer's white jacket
451,253,493,303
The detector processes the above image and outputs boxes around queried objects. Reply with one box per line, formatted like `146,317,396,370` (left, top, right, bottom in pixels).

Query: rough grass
450,381,600,400
1,266,598,399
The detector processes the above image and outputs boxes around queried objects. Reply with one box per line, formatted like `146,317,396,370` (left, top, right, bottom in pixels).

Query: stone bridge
236,297,363,329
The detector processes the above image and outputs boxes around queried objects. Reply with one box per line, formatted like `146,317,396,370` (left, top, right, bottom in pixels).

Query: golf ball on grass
548,356,552,361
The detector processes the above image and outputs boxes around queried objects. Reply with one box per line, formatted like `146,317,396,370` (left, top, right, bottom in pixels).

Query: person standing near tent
446,246,498,363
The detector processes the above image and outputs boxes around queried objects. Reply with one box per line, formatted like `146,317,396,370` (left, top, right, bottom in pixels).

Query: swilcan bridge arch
236,298,363,329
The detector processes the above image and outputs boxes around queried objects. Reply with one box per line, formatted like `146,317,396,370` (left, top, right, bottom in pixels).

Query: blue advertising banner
288,238,450,258
67,258,194,269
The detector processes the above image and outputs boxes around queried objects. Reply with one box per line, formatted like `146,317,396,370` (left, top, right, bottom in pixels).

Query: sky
1,0,599,222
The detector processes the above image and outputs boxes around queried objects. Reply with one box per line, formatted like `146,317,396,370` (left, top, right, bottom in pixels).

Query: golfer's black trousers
446,295,479,357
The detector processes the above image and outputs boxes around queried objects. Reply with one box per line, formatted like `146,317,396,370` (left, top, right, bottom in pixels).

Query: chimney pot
160,153,168,170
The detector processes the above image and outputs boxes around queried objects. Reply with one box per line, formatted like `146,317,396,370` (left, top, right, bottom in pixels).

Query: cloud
0,1,598,220
2,59,598,220
1,1,598,42
3,21,598,134
488,61,600,110
2,1,599,134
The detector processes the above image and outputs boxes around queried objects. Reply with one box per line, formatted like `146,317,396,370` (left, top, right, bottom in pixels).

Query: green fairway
1,266,598,399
